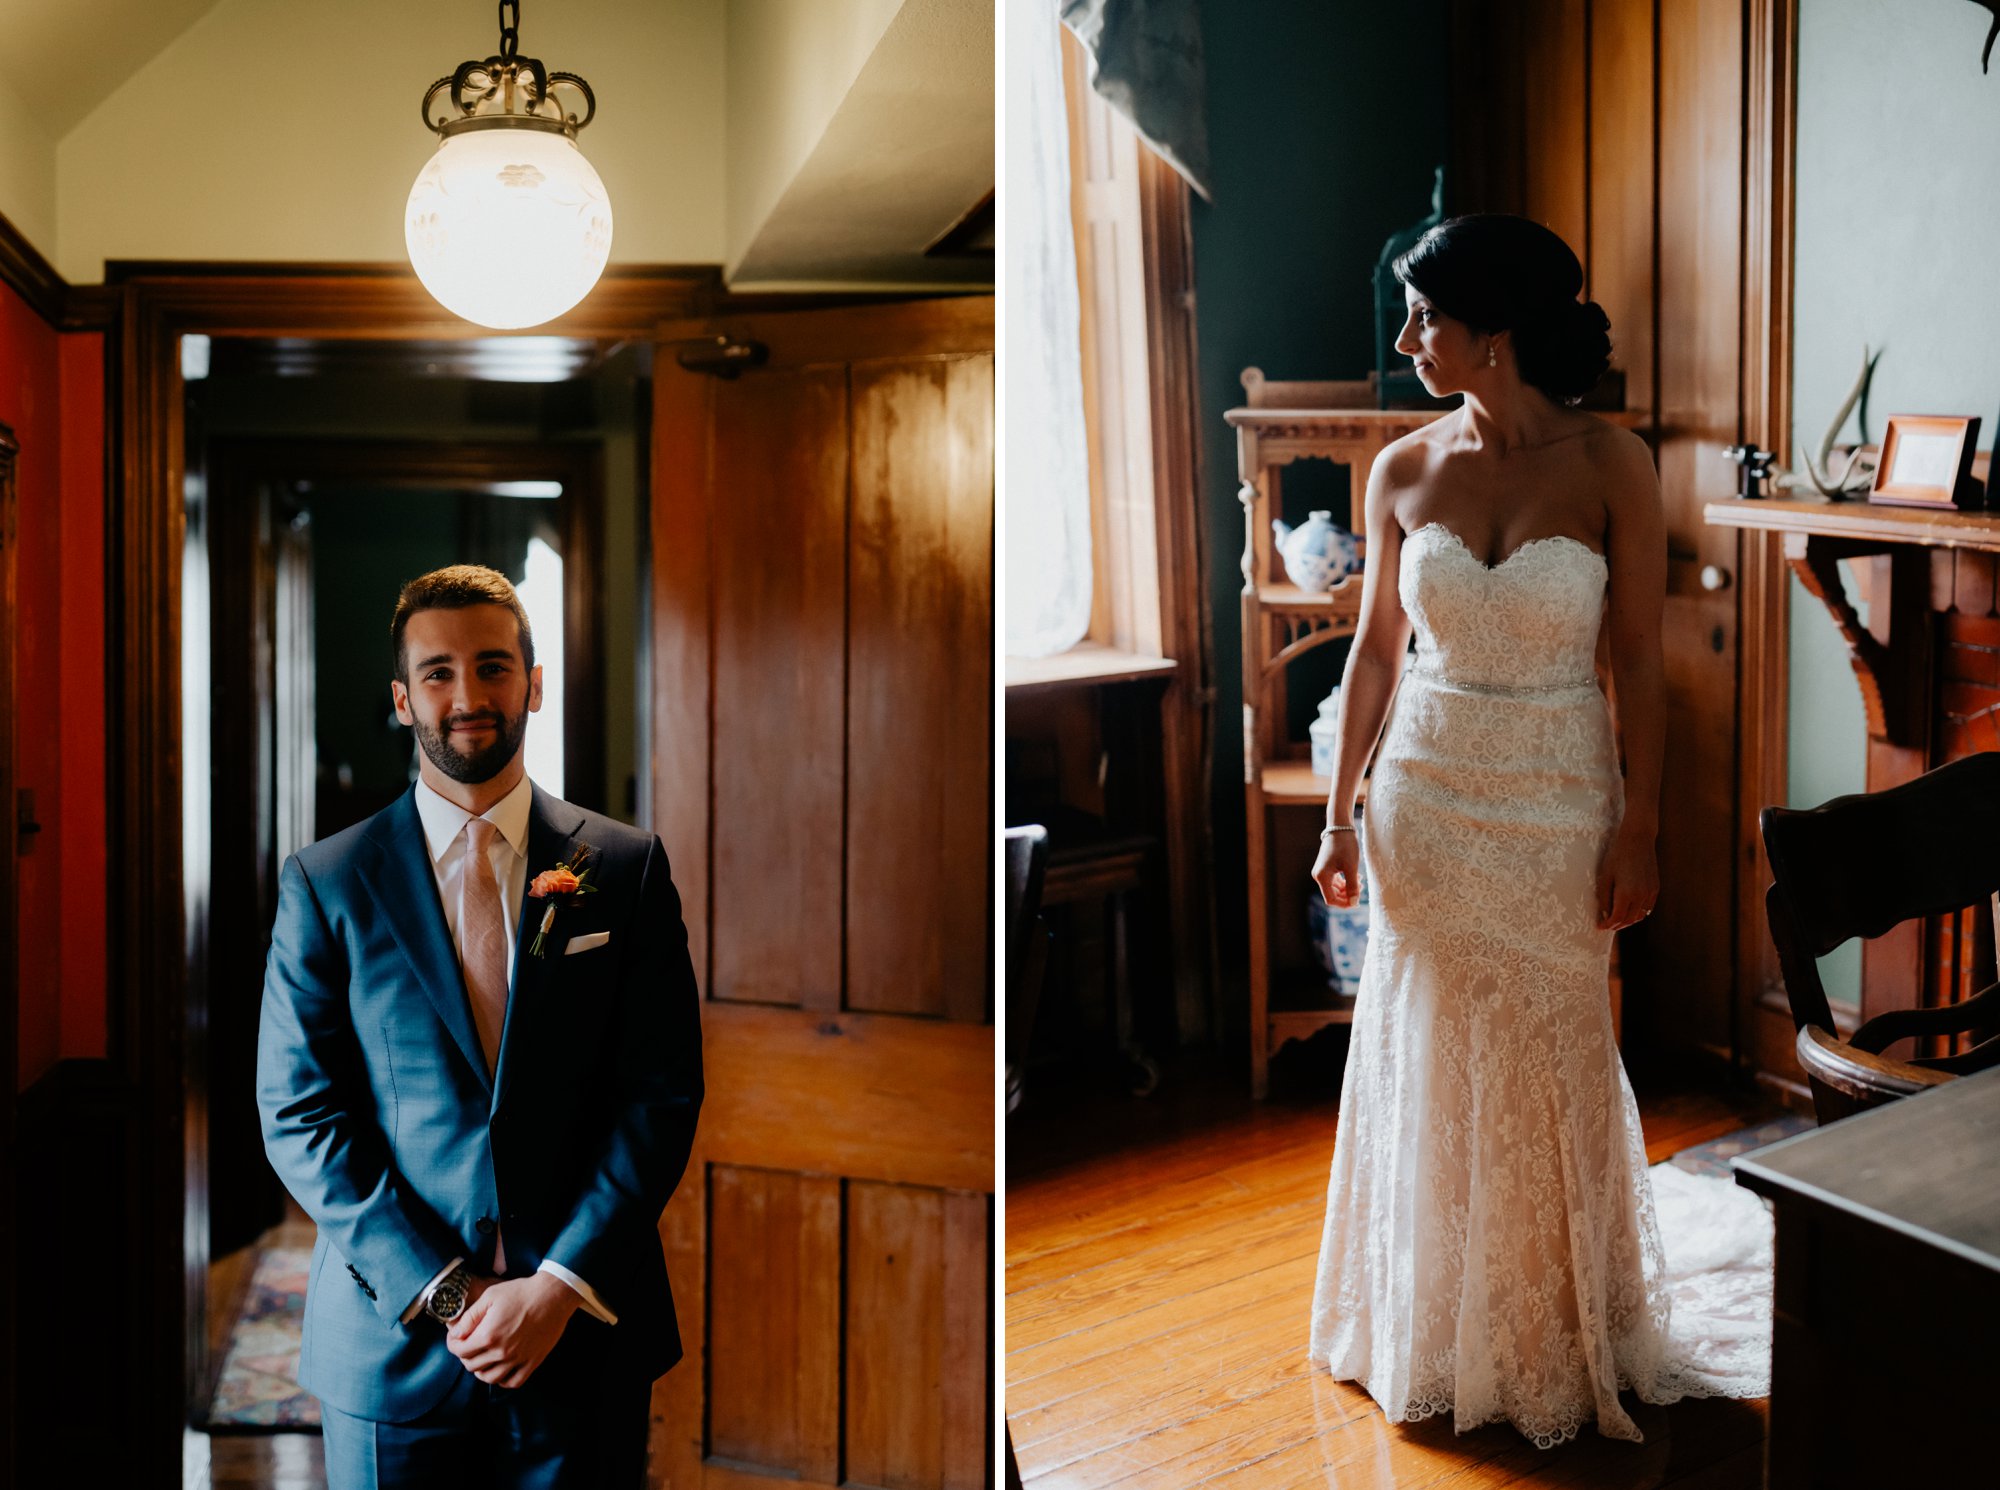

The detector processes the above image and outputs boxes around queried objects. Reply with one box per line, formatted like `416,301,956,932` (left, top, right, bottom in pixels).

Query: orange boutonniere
527,842,598,957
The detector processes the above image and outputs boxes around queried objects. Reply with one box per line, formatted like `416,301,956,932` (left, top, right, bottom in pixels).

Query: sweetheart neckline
1409,521,1607,573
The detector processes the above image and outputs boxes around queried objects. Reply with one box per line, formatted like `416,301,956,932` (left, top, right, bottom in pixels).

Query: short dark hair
1393,213,1612,405
390,564,536,683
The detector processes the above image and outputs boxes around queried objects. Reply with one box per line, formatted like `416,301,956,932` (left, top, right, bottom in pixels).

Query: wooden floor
1005,1044,1792,1490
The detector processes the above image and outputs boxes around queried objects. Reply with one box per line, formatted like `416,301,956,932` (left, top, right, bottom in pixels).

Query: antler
1793,345,1880,497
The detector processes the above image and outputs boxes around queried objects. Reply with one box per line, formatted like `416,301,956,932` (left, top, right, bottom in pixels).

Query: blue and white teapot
1272,510,1359,592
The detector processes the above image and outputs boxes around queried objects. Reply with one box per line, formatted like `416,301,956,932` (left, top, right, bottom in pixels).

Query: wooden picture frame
1868,414,1983,509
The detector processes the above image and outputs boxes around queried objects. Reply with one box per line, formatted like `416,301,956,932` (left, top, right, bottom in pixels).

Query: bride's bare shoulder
1581,417,1654,475
1376,418,1454,487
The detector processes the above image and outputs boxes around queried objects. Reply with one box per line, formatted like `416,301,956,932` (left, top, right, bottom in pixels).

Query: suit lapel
492,784,586,1115
363,790,493,1095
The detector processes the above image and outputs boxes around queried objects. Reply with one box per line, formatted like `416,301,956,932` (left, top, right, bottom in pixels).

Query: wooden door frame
102,264,936,1468
1737,0,1805,1099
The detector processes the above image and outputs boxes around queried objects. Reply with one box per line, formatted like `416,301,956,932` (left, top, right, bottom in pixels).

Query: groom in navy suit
257,564,702,1488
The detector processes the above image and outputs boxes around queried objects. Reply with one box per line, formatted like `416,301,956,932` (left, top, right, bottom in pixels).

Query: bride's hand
1595,828,1659,931
1311,830,1361,908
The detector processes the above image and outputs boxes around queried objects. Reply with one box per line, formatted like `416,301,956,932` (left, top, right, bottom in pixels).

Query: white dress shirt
397,774,617,1327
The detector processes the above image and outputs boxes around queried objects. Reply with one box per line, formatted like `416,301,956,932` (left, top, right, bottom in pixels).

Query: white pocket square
564,931,612,955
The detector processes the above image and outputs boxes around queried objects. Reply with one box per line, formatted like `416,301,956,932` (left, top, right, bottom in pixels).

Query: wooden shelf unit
1224,400,1449,1097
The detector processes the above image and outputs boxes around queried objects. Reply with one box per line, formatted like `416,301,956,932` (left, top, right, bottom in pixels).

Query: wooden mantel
1708,497,2000,748
1706,494,2000,1033
1707,494,2000,554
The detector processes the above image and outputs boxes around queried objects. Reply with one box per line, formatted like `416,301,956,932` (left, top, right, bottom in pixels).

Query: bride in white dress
1307,214,1772,1447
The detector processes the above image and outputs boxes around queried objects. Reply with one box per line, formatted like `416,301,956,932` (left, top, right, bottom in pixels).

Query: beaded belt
1405,663,1598,697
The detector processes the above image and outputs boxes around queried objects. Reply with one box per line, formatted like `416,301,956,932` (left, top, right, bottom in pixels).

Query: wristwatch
423,1263,472,1325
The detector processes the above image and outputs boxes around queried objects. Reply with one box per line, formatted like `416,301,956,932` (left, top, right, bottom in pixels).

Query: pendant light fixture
406,1,612,329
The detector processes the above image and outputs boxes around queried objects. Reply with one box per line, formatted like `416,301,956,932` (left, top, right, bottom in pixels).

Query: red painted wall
2,278,107,1091
58,333,105,1061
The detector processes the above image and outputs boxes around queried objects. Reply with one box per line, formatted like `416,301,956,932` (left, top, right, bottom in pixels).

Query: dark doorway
181,336,650,1435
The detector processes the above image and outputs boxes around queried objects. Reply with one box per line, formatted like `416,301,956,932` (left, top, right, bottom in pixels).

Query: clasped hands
443,1271,580,1389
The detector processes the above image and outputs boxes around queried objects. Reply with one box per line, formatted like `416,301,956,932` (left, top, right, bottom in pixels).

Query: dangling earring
1487,339,1497,368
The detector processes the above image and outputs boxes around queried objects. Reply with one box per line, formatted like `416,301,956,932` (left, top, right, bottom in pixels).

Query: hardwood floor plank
1006,1062,1781,1490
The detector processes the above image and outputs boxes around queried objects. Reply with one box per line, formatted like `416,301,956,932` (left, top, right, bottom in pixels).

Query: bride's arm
1598,428,1668,930
1312,450,1415,908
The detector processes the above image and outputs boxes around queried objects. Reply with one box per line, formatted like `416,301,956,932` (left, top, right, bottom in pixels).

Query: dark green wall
1190,0,1452,1011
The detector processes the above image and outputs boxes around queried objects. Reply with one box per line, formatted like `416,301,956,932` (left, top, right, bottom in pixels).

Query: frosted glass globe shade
405,128,613,330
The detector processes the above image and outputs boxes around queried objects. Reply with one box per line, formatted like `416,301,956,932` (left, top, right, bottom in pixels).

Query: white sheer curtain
1003,0,1093,658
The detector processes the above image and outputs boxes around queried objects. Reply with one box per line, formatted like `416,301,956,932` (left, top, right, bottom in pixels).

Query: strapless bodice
1399,522,1607,691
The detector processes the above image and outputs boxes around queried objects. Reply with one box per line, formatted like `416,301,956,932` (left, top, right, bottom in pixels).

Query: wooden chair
1005,824,1051,1115
1762,751,2000,1124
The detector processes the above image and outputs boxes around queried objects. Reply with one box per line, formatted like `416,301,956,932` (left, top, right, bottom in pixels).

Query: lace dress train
1307,523,1772,1447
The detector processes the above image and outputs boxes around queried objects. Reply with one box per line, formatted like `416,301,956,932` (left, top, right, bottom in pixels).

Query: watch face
430,1276,467,1320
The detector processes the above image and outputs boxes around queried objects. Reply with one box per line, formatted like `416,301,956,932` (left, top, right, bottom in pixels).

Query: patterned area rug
1663,1112,1816,1180
206,1246,320,1430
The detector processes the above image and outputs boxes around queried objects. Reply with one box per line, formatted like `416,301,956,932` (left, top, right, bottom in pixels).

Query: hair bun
1391,215,1615,404
1515,296,1612,404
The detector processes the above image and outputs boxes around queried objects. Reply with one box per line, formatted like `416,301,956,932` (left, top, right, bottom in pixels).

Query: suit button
476,1216,496,1235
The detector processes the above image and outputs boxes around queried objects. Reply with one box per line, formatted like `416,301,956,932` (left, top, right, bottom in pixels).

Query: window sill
1004,643,1179,694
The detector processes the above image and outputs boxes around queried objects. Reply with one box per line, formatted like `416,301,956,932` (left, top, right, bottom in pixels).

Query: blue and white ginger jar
1272,510,1359,592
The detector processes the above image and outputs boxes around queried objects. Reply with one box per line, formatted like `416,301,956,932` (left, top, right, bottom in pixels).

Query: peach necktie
460,816,511,1272
460,817,510,1076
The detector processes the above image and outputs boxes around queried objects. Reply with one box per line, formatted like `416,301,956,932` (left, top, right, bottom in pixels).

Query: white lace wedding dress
1308,522,1773,1448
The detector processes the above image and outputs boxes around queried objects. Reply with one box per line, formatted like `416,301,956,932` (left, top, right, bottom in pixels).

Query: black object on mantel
1722,443,1777,499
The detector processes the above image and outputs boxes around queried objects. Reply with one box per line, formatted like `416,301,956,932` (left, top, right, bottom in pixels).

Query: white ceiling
730,0,994,286
0,0,993,288
0,0,220,136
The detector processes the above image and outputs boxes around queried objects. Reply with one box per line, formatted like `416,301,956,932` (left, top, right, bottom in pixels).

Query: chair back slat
1004,825,1051,1112
1760,751,2000,957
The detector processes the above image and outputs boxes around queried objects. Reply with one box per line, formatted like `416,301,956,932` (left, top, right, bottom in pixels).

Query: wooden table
1731,1065,2000,1488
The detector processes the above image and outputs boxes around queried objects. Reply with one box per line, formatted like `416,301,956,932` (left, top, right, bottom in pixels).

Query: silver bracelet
1319,825,1357,838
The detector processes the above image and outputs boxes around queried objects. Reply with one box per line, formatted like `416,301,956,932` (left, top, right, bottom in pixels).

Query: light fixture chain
497,0,520,59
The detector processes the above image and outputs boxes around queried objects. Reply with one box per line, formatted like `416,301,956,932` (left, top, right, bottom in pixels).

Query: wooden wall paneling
847,356,995,1022
1521,0,1590,259
710,367,848,1010
1588,0,1657,415
706,1166,842,1481
845,1182,990,1490
939,1189,992,1486
655,1122,709,1485
651,360,715,993
1450,0,1527,213
1641,0,1743,1061
699,1003,991,1193
649,297,993,1490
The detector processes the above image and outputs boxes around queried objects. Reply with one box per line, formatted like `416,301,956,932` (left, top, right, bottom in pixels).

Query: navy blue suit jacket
255,782,703,1422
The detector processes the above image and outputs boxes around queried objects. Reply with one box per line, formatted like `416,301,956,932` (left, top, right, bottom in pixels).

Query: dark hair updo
1392,213,1612,405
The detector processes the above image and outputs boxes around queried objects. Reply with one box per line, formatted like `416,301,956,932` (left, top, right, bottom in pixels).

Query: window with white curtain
1002,0,1094,659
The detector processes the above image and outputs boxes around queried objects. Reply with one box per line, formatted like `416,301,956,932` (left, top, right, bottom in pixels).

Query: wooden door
1452,0,1747,1064
649,298,994,1489
1650,0,1746,1063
